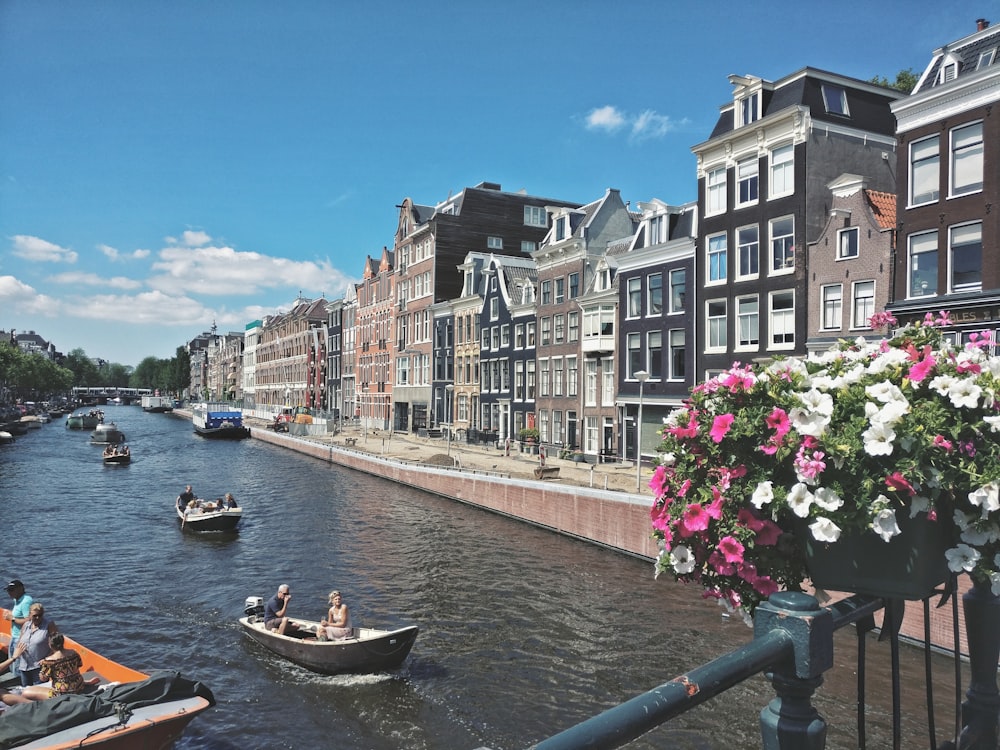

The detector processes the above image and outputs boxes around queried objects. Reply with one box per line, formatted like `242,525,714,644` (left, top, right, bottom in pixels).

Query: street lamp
362,384,369,442
445,384,455,459
635,370,649,492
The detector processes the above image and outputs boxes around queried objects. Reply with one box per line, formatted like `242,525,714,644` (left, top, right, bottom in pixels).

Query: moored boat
238,597,418,675
0,431,13,445
176,497,242,532
141,395,174,413
192,403,250,439
0,609,214,749
66,410,103,430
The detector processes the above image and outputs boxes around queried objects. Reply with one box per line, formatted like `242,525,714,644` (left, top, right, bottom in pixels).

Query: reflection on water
0,409,963,749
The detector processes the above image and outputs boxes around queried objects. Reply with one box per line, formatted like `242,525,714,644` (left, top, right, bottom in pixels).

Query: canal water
0,408,965,749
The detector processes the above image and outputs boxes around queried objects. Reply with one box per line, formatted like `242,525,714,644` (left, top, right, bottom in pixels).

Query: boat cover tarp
0,670,215,749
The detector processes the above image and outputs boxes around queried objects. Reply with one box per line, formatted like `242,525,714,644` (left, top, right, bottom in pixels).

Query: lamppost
635,370,649,492
445,384,454,459
362,384,369,442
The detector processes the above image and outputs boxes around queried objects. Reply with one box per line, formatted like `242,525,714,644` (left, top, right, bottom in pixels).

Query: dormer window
978,48,996,70
821,85,850,116
739,92,760,126
555,216,568,241
938,55,961,84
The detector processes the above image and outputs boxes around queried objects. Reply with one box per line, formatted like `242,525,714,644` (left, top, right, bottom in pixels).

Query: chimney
977,18,989,31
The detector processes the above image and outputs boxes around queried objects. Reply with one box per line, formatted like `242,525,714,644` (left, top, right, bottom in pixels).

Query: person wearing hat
3,580,33,679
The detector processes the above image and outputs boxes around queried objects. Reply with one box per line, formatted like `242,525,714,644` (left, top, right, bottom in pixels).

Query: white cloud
10,235,78,264
48,271,143,290
132,249,150,259
148,244,355,298
584,105,684,142
73,290,210,325
98,243,119,260
0,275,60,314
585,105,627,133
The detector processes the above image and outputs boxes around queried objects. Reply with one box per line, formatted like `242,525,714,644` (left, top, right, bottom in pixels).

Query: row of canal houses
189,19,999,464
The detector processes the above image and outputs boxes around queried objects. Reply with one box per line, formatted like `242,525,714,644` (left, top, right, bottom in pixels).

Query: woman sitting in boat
317,590,352,640
223,492,238,509
2,632,99,703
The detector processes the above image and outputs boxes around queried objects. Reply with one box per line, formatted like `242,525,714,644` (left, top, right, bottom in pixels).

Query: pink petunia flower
718,536,746,564
710,414,735,443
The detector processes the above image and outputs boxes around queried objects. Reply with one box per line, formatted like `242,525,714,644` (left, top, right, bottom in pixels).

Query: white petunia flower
946,543,981,573
909,495,932,517
872,507,901,542
930,374,957,397
809,517,841,543
798,389,834,416
948,378,982,409
786,483,814,518
969,483,1000,515
862,420,896,456
812,486,843,512
876,398,910,426
788,407,830,438
670,545,696,575
990,571,1000,597
751,481,774,509
866,380,904,404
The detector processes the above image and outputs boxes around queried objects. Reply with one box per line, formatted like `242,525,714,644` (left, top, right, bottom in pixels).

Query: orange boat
1,608,214,749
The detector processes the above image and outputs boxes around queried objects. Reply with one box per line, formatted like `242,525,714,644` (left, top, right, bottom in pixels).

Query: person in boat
2,632,100,704
177,485,196,512
0,641,28,706
317,590,352,640
14,602,57,686
263,584,300,636
3,579,32,678
223,492,238,509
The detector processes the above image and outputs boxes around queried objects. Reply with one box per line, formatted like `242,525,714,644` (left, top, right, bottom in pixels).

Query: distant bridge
72,386,153,405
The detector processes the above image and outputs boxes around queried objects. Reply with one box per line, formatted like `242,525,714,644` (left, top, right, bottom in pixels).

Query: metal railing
517,585,1000,750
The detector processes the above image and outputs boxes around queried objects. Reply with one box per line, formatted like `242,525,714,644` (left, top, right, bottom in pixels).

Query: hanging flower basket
797,511,954,600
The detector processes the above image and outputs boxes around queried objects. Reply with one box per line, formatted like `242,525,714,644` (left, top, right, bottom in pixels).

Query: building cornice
892,69,1000,133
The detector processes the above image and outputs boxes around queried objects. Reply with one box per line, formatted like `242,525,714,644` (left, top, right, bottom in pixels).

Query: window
737,157,759,206
487,236,503,250
910,135,940,205
908,231,938,297
514,360,524,400
951,122,983,196
648,273,662,315
514,324,524,349
669,269,686,313
707,233,727,283
568,272,580,299
627,277,642,317
526,360,535,399
852,281,875,329
648,214,667,246
552,411,563,445
940,61,959,84
951,222,983,293
838,227,858,259
521,240,537,253
707,299,727,350
978,49,996,69
491,326,500,350
540,317,551,346
770,144,794,197
821,85,850,116
540,359,550,397
769,291,795,348
526,322,536,347
501,324,510,347
567,356,578,397
553,358,563,396
555,216,568,241
541,280,552,305
489,297,499,320
396,357,409,385
601,358,614,406
568,311,579,342
706,167,727,215
647,331,662,379
524,205,547,227
554,277,565,303
627,333,641,379
553,314,565,344
669,329,686,381
740,92,759,126
481,327,489,348
585,361,597,406
737,296,759,348
770,216,795,273
821,285,843,330
737,225,759,278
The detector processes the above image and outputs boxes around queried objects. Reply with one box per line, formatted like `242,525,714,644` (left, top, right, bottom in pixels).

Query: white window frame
769,291,795,350
769,143,794,198
838,227,859,259
736,156,759,207
647,272,662,316
769,215,795,275
707,233,727,285
736,295,760,350
706,299,727,352
669,269,686,313
736,224,759,280
950,121,983,197
820,284,843,331
524,205,547,227
627,277,642,318
851,280,875,330
646,330,662,380
821,84,850,116
909,135,940,206
950,222,983,293
668,329,685,381
908,230,938,298
706,166,727,216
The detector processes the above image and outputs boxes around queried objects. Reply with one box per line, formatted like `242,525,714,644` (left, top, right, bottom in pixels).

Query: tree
62,348,100,387
870,68,919,94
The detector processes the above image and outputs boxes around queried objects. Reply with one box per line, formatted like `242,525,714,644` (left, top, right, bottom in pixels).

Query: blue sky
0,1,994,366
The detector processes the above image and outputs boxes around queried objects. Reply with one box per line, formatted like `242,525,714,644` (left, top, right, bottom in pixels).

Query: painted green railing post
959,580,1000,749
755,591,833,750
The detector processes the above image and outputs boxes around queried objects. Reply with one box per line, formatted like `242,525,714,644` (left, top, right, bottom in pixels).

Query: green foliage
518,427,539,441
870,68,919,94
0,341,73,401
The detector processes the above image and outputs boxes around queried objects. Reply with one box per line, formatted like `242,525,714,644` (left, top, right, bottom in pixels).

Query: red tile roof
865,189,896,230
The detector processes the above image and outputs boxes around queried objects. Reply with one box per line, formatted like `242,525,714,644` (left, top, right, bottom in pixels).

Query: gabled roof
915,19,999,93
865,189,896,230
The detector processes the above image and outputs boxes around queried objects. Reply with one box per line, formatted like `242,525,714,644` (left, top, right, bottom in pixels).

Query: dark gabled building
692,68,901,378
616,199,698,464
479,254,538,444
392,182,580,433
889,18,1000,337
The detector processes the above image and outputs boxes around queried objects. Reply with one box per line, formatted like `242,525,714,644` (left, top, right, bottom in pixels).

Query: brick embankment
177,410,969,653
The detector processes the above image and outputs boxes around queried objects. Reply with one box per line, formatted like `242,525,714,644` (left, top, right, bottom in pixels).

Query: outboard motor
244,596,265,621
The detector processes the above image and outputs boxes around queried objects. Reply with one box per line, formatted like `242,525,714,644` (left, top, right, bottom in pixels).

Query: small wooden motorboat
66,410,103,430
0,609,214,749
102,447,131,465
238,597,418,676
176,497,242,532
